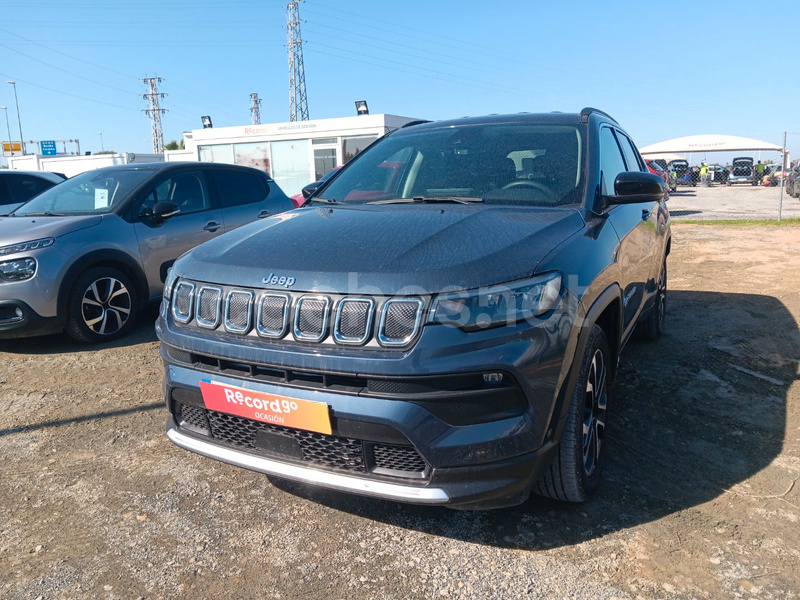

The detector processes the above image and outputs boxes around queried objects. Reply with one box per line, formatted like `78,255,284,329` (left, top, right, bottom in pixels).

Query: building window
198,144,235,165
342,136,377,163
233,142,271,174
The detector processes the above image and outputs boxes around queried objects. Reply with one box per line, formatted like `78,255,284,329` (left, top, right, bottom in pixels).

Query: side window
6,175,54,204
139,171,211,216
0,178,12,207
616,132,645,172
599,127,628,196
211,170,268,208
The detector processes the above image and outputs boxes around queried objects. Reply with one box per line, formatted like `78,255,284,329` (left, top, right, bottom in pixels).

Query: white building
166,113,420,196
8,152,163,178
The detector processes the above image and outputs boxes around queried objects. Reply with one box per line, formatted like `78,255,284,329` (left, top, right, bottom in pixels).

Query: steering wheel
500,179,557,201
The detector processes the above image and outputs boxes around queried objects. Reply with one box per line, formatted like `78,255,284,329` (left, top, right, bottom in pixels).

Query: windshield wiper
368,196,483,205
18,211,64,216
310,197,338,204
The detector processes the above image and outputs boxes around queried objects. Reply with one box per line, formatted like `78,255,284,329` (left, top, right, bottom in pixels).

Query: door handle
258,210,271,219
203,221,221,232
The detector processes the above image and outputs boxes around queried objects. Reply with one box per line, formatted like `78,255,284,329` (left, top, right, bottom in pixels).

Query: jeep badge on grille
262,273,296,288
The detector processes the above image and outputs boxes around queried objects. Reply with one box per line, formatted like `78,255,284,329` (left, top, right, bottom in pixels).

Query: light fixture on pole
98,131,104,152
0,106,13,157
6,81,25,155
355,100,369,116
201,115,213,128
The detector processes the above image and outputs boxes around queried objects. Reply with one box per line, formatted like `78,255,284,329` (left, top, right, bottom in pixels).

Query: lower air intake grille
206,410,365,472
373,444,428,472
183,406,428,477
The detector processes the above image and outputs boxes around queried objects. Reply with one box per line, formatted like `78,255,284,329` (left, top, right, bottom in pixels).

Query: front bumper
0,299,62,338
157,289,577,509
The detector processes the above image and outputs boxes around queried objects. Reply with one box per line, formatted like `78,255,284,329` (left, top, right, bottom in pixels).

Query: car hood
177,204,585,295
0,214,102,246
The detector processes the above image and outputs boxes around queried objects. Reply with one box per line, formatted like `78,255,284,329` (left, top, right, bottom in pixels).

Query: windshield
12,169,155,216
317,123,585,207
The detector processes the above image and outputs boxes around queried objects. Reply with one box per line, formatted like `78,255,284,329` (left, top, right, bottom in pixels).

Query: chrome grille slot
225,289,254,333
379,298,424,346
196,286,222,329
334,297,374,345
172,281,195,323
294,295,330,342
257,293,290,338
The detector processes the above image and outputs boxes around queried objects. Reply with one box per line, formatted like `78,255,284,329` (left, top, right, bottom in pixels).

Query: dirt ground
1,224,798,600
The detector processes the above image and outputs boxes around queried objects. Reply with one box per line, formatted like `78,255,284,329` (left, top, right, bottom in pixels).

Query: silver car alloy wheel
80,276,132,336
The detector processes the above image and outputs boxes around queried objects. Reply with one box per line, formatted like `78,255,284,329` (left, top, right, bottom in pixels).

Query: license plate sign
199,379,332,435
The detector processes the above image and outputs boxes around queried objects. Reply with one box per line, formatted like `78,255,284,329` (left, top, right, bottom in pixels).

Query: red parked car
646,160,675,193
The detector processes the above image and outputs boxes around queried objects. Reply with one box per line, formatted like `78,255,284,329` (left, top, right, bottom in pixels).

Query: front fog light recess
0,258,37,281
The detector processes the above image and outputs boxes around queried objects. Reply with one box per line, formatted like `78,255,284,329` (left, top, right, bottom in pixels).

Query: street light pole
98,131,104,152
6,81,25,155
0,106,13,157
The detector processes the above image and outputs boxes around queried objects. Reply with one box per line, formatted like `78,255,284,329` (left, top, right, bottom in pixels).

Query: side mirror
605,172,665,206
301,183,319,200
152,201,180,219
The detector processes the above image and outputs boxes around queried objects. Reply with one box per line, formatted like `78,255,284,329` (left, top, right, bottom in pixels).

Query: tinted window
138,170,211,216
321,124,584,207
6,174,56,204
212,170,268,207
0,178,12,207
599,127,628,196
616,132,644,172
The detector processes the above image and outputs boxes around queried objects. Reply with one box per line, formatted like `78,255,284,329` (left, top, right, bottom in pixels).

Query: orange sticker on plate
199,379,332,435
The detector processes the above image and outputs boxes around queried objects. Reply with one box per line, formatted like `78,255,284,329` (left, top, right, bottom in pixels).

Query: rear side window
6,174,56,204
212,170,268,207
616,133,644,172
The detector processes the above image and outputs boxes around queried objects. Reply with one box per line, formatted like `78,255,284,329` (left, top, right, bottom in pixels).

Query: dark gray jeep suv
157,109,670,509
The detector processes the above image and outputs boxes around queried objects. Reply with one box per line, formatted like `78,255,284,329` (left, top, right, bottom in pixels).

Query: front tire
535,325,611,502
65,267,139,343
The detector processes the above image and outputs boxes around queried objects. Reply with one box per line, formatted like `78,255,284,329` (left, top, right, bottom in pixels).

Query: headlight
0,237,55,256
0,258,37,281
430,272,561,330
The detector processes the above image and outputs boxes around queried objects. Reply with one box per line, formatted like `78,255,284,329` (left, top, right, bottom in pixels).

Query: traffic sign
40,140,57,156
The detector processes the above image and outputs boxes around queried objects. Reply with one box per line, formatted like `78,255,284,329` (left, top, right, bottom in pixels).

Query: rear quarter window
212,170,269,207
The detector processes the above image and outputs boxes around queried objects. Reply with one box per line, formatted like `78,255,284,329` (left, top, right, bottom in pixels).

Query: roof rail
580,107,618,124
400,119,431,129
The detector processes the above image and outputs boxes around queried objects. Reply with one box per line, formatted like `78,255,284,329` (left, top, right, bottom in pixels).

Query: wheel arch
549,284,623,437
57,250,149,319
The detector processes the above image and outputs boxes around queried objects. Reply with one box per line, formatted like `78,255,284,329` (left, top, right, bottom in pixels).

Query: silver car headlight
0,258,37,282
430,272,562,330
0,237,55,256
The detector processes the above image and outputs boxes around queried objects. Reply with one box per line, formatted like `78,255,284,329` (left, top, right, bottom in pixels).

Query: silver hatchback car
0,162,293,342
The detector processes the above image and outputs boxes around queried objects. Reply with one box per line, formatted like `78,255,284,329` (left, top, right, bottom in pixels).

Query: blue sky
2,0,798,166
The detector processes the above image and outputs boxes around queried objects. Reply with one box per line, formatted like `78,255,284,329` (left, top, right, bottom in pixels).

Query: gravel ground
1,224,799,599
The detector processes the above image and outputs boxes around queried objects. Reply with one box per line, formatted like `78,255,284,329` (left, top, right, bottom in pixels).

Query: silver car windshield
317,123,585,207
12,169,155,216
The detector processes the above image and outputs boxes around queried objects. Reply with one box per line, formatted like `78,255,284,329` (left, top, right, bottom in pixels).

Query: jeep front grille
171,280,425,348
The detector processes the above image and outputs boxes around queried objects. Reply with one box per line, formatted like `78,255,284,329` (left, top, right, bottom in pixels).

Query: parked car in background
0,162,293,342
766,164,788,187
669,159,698,186
0,171,66,215
786,166,800,197
727,157,755,185
646,159,676,192
158,108,670,509
710,164,729,184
